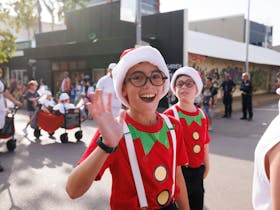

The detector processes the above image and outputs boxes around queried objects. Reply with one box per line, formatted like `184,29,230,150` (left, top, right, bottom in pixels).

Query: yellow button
193,144,201,154
192,131,200,140
157,190,170,206
154,165,167,182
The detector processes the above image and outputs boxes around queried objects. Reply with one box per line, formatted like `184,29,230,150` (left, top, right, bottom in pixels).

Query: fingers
86,89,114,119
105,93,112,113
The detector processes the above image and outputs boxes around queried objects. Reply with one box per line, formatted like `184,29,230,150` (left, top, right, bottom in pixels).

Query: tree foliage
0,2,16,64
57,0,89,22
0,29,16,63
10,0,38,37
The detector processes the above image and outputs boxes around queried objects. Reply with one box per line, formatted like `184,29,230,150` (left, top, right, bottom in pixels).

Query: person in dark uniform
240,72,253,121
220,74,236,118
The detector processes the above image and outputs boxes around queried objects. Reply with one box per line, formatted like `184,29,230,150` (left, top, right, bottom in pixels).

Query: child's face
122,62,166,113
174,75,198,102
30,84,38,91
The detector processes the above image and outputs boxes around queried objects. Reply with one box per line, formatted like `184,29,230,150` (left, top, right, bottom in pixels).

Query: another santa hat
113,46,170,108
170,66,203,97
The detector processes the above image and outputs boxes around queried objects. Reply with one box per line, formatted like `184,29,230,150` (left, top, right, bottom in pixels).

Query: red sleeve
201,110,211,144
77,129,111,180
77,130,101,164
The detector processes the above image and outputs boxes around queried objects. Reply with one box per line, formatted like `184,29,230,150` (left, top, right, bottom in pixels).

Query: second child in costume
164,67,210,210
66,46,190,210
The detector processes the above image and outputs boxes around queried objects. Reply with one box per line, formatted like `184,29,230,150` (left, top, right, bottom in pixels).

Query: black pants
182,165,205,210
241,94,253,119
223,94,233,117
161,201,178,210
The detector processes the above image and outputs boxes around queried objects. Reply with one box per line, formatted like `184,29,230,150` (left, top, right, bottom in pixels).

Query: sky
160,0,280,46
2,0,280,46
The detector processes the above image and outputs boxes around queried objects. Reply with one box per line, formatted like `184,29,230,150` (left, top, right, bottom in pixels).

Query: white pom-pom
276,88,280,95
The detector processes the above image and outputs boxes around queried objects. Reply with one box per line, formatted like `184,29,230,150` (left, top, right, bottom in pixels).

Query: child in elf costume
66,46,190,210
164,67,210,210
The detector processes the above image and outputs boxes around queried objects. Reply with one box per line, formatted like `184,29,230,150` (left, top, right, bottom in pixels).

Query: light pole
245,0,251,74
136,0,142,46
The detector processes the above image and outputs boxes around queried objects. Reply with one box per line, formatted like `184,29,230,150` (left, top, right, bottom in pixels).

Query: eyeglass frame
125,70,168,87
175,79,196,88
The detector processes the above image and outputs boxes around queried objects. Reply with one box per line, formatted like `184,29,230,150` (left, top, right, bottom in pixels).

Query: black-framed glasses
175,80,195,88
126,70,168,87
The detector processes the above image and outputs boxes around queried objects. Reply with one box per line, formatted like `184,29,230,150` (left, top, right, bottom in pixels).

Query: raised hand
87,89,125,148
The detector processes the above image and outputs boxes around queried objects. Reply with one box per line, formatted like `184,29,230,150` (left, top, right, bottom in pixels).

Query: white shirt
0,80,5,129
37,85,48,96
252,111,280,210
96,75,121,117
53,103,75,114
39,98,56,108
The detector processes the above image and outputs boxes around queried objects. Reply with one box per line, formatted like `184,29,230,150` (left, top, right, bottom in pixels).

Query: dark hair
207,77,213,82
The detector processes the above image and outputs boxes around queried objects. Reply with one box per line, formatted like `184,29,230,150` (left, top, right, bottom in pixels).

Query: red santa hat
170,66,203,97
113,46,170,108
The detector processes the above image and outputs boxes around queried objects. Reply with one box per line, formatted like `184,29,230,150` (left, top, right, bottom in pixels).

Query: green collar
127,123,170,155
178,110,204,126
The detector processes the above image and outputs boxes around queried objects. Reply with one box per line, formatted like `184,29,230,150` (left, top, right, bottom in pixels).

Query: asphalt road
0,103,278,210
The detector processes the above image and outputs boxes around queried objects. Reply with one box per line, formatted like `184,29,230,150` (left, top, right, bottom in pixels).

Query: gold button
154,165,167,182
192,131,200,140
157,190,170,206
193,144,201,154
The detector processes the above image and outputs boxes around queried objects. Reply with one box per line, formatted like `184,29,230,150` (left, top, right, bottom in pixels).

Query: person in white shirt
53,93,75,114
96,63,122,117
37,79,49,96
252,73,280,210
38,90,56,113
0,69,22,172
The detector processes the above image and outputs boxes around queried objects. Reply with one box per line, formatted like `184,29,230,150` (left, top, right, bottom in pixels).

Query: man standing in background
61,71,71,95
220,74,236,118
240,72,253,121
96,63,122,117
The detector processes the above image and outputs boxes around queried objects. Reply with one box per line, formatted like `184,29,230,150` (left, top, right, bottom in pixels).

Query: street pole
245,0,251,74
136,0,141,46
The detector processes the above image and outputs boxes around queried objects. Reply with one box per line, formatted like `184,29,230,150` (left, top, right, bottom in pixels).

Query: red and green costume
164,105,210,167
78,112,188,210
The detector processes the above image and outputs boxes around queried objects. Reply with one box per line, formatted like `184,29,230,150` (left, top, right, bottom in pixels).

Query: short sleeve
78,129,112,180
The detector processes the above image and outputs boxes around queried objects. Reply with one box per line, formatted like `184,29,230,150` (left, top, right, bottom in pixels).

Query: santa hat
59,93,70,101
170,66,203,97
113,46,170,108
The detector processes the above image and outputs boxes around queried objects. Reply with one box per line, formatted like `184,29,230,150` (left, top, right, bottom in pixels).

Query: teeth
141,94,155,98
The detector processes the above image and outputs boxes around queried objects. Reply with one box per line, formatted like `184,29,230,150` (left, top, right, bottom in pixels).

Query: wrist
96,136,118,154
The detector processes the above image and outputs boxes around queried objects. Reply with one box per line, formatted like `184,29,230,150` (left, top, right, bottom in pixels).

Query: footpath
214,92,279,115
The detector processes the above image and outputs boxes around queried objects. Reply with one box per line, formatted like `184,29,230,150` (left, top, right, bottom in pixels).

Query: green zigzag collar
178,110,204,126
127,123,170,155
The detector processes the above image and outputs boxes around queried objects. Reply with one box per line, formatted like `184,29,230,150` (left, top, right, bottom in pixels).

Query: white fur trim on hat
59,93,70,101
108,63,117,71
170,66,203,97
113,46,170,108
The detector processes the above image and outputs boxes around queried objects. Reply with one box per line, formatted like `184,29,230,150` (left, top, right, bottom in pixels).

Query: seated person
75,92,88,121
39,90,56,113
53,93,76,114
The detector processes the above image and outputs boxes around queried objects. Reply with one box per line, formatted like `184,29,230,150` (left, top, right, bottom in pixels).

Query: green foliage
57,0,89,22
10,0,38,33
0,29,16,63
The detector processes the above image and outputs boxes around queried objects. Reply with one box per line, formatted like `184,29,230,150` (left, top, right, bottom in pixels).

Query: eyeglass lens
176,80,195,88
127,70,167,87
